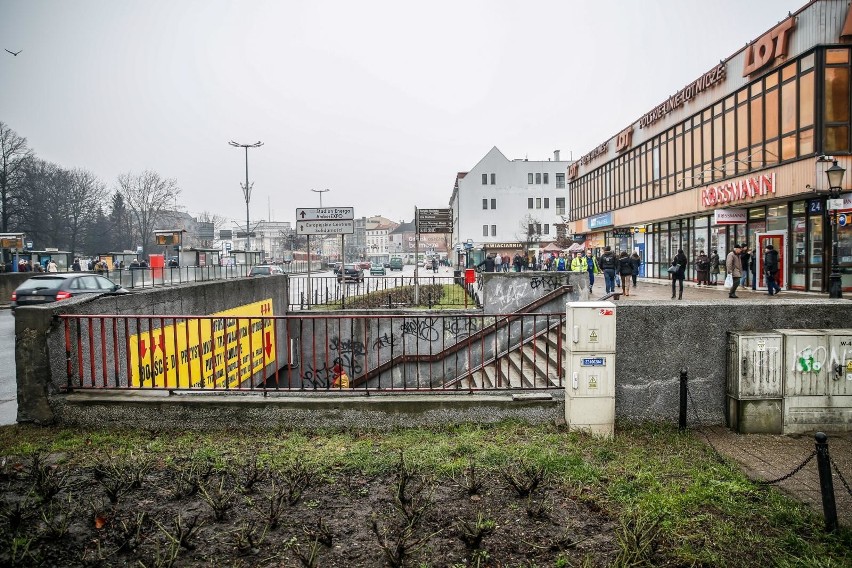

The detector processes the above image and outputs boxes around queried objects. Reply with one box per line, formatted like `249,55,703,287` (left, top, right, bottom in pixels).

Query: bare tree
117,171,181,255
516,214,542,256
0,122,34,232
66,169,107,255
17,159,71,249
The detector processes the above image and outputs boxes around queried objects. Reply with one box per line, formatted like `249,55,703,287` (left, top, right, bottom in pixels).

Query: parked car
337,263,364,283
383,261,391,268
389,257,404,271
248,265,284,277
11,273,129,314
358,261,371,270
370,264,387,276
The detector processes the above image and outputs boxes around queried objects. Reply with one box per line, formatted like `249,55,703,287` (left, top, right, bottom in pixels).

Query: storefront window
766,204,788,232
810,215,824,265
791,211,807,289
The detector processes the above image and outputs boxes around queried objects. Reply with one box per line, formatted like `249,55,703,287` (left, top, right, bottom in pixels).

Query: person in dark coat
617,251,634,296
709,250,720,285
598,246,618,293
670,249,687,300
695,250,710,287
629,252,641,287
764,244,782,296
477,255,496,272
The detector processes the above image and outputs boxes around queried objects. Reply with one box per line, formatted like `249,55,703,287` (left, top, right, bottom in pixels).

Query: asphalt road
0,310,16,426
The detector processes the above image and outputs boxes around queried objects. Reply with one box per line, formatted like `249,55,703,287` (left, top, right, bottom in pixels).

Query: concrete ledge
53,390,564,431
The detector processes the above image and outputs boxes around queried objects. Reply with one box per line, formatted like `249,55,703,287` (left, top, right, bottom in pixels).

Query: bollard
815,432,838,532
388,294,392,309
679,369,688,431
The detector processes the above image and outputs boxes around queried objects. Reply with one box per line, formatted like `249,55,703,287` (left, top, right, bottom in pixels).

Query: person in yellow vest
331,363,350,388
570,252,587,272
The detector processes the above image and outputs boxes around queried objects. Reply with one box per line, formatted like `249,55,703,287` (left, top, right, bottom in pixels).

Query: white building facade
449,147,572,264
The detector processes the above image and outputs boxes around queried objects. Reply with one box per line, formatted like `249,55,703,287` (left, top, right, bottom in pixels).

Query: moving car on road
248,265,284,277
389,257,404,271
11,274,129,314
337,264,365,283
370,264,386,276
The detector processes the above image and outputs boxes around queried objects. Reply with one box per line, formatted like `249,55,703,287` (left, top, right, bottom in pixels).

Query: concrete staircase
453,321,564,389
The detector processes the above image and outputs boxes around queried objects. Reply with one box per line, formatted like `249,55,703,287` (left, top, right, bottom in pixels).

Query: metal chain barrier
685,383,726,464
685,380,818,484
756,450,817,485
830,456,852,497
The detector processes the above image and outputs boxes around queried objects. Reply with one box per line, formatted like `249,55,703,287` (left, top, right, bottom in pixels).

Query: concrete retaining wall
0,273,33,304
480,271,589,313
615,299,852,425
15,276,290,424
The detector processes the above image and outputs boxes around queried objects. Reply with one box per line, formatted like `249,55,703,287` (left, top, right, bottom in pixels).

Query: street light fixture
826,160,846,299
229,140,263,253
311,188,329,207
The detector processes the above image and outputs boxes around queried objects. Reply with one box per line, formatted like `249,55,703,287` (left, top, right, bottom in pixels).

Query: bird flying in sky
5,49,22,56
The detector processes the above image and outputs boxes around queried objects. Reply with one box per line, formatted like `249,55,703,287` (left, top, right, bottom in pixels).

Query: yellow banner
129,299,276,389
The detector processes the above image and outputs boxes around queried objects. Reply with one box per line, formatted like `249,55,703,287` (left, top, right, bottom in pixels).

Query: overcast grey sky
2,0,804,228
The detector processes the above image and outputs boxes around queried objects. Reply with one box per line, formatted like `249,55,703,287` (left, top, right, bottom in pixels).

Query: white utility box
787,329,852,433
565,302,616,437
726,332,783,434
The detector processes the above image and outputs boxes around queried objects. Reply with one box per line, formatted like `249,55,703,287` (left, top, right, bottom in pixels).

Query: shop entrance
756,231,787,290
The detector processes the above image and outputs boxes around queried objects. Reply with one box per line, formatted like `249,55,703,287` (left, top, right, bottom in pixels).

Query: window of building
528,173,534,184
824,48,850,152
490,173,496,185
543,224,550,235
544,198,550,209
536,198,542,209
490,198,496,209
528,198,534,209
556,173,565,188
556,197,565,215
482,199,488,210
543,173,549,184
481,174,487,184
491,225,496,236
482,225,488,236
528,223,536,236
536,173,541,184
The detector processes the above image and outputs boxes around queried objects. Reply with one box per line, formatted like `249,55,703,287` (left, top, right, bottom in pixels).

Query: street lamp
229,140,263,253
826,160,846,299
311,188,329,207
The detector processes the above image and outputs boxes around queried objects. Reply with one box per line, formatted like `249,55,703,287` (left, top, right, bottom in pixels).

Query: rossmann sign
701,173,776,207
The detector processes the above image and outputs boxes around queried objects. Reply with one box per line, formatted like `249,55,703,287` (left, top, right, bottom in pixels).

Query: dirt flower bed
0,422,849,567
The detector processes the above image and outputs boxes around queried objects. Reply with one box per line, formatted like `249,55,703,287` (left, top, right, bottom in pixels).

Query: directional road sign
416,208,453,234
296,207,354,221
297,220,355,235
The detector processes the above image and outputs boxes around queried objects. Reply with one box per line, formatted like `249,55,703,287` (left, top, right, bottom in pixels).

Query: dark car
389,257,404,271
337,263,364,283
11,273,129,313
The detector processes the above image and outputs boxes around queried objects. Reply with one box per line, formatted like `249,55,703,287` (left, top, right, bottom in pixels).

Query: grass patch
0,421,848,566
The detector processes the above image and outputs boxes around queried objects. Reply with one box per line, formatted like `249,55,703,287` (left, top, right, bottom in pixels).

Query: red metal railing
60,312,564,393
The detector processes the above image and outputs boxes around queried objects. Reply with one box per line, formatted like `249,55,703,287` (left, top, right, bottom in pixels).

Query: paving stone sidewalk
699,426,852,528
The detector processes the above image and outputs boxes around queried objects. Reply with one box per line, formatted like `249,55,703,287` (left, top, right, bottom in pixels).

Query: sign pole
414,208,420,305
306,235,311,309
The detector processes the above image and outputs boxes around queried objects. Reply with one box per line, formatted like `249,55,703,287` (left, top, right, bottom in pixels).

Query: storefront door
756,231,787,290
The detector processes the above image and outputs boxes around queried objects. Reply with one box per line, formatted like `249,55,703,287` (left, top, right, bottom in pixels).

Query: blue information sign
580,357,606,366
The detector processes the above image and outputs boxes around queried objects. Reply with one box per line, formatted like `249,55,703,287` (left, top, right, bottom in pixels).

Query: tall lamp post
311,188,329,207
826,160,846,299
229,140,264,253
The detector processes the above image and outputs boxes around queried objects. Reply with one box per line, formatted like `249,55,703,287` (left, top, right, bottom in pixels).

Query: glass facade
570,47,852,293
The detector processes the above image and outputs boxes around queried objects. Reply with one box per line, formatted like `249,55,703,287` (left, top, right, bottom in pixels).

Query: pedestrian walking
740,245,752,288
709,250,720,285
695,250,710,287
670,249,687,300
599,246,618,293
630,252,641,287
72,258,81,272
476,255,496,272
46,260,58,273
617,251,633,296
585,250,599,293
764,244,782,296
726,244,744,298
570,252,586,272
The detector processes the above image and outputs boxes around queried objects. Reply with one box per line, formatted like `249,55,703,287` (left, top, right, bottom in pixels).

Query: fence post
679,369,688,431
815,432,838,532
388,294,392,309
